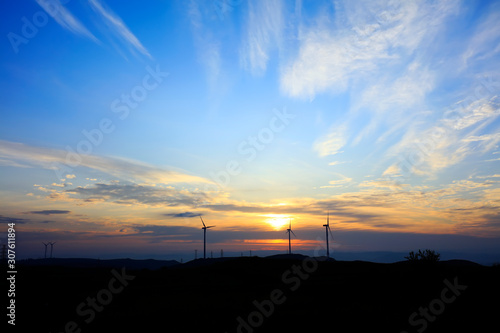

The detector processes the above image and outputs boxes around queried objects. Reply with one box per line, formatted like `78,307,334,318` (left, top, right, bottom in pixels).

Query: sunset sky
1,0,500,261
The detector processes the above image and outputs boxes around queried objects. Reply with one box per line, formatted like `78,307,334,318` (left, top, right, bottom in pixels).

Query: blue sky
1,0,500,261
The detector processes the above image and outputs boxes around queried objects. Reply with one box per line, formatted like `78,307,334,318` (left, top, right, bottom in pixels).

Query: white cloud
357,62,434,114
359,179,407,190
461,6,500,69
36,0,152,59
89,0,151,58
328,161,347,166
328,176,352,186
280,0,460,99
0,158,31,168
65,183,210,207
35,0,98,42
284,0,462,163
240,0,284,75
313,125,347,157
351,62,436,145
385,96,500,177
443,96,500,131
0,140,212,185
474,174,500,179
188,0,221,88
382,164,401,177
463,132,500,154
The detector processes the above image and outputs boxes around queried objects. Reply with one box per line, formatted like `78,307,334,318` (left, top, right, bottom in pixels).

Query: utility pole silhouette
195,249,198,260
221,249,223,258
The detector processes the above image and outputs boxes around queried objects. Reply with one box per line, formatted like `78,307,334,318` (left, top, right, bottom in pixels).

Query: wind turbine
48,242,56,258
286,219,296,255
200,217,215,259
323,212,334,258
42,242,48,258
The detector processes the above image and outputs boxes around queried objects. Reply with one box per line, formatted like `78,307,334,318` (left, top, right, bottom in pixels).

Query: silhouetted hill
441,259,484,267
18,257,179,270
177,256,239,268
15,256,500,332
265,253,311,260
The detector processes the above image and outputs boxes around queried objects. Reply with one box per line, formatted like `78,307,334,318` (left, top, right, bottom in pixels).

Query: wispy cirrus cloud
313,124,347,157
461,3,500,70
351,62,435,145
36,0,151,59
240,0,284,75
0,140,212,185
384,96,500,178
35,0,98,42
88,0,151,59
280,0,458,99
187,0,221,88
282,0,462,170
287,0,500,184
321,174,353,188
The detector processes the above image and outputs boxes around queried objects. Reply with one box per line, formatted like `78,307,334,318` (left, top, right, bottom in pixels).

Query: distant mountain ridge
17,255,487,271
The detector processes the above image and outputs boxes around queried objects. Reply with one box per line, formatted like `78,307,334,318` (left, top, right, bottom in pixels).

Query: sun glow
264,215,290,230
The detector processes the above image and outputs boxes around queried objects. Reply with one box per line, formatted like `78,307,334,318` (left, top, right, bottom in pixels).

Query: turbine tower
42,242,49,258
323,212,334,258
286,219,296,255
200,217,215,259
48,242,56,258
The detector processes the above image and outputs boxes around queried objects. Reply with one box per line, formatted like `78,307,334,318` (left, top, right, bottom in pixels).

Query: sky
1,0,500,262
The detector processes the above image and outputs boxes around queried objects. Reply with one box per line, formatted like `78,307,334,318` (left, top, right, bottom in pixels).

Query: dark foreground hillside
12,256,500,332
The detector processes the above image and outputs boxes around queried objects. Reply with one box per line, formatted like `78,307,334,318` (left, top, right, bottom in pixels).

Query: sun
265,215,290,230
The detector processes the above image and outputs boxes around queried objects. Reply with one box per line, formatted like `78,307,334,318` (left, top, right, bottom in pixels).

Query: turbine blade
291,230,297,238
200,216,206,227
328,226,334,240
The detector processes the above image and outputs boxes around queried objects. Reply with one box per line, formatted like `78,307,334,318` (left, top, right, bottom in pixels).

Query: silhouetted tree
405,250,419,262
405,249,440,263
